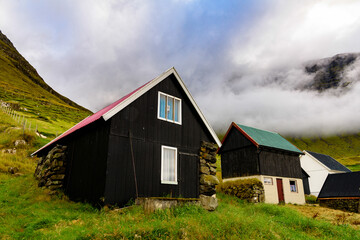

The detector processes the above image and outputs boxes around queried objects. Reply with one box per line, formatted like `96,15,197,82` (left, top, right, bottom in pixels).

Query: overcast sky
1,0,360,135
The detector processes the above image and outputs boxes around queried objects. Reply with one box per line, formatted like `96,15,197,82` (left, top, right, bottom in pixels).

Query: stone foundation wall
199,141,219,211
136,197,200,214
34,145,67,194
319,199,360,213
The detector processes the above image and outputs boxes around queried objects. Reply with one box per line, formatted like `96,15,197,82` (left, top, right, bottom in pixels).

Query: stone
200,166,210,175
52,152,64,160
50,174,65,180
200,174,220,186
14,140,26,146
199,185,216,196
2,148,16,154
201,141,217,151
209,167,216,175
209,162,217,168
200,194,218,211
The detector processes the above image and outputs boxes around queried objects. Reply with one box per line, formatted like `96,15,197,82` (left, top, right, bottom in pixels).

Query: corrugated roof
307,151,351,172
318,171,360,198
236,124,303,154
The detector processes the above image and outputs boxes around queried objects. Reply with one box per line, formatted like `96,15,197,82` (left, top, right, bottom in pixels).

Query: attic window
161,145,178,185
290,180,297,192
158,92,181,124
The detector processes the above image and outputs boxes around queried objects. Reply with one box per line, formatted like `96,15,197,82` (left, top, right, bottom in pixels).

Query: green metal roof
237,124,303,154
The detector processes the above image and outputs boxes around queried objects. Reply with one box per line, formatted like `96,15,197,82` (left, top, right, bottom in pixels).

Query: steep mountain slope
0,30,91,137
303,53,360,92
286,134,360,171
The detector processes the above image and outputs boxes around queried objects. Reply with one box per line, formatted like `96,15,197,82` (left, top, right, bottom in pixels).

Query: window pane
159,94,166,118
174,99,180,122
290,181,297,192
163,147,176,182
167,97,173,121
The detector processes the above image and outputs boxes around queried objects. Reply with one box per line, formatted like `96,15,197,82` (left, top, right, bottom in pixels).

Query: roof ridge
236,124,279,134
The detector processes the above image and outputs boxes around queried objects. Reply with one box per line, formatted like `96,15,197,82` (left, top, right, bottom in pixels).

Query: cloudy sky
1,0,360,135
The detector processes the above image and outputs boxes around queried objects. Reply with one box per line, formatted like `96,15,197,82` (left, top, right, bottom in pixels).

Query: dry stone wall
199,141,220,211
34,145,67,194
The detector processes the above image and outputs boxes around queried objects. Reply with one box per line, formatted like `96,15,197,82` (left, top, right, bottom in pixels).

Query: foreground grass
0,174,359,239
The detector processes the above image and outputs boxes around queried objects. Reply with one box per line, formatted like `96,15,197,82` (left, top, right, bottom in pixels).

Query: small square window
290,180,297,192
158,92,181,124
264,177,273,185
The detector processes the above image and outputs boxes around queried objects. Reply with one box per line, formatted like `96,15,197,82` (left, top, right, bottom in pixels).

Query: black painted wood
104,74,212,205
220,125,303,180
62,120,110,203
36,73,214,207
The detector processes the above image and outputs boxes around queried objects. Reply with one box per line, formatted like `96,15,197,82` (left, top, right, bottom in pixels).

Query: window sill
157,117,182,125
161,181,178,185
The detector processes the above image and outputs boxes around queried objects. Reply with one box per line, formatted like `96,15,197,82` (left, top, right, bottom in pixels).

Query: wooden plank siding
62,120,111,203
104,74,213,206
220,125,302,180
221,146,259,178
258,150,302,179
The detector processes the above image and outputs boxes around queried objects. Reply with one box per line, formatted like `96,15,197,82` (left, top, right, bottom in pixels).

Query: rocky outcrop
199,141,219,211
304,53,360,92
34,145,67,193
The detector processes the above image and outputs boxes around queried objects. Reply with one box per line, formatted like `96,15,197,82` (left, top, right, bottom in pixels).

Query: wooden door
276,178,285,203
179,153,199,198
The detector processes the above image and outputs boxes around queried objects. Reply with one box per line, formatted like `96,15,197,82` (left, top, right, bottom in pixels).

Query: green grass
0,174,359,239
286,134,360,159
286,134,360,171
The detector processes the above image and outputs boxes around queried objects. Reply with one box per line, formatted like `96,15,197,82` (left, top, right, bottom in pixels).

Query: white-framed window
158,91,181,124
290,180,297,192
161,145,178,184
264,177,273,185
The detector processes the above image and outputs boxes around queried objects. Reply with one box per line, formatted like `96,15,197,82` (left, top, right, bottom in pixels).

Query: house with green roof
218,122,305,204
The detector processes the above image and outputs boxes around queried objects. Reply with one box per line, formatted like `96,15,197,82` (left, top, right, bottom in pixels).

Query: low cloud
1,0,360,135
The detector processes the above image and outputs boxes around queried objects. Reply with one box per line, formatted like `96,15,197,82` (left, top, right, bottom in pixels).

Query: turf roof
237,124,303,154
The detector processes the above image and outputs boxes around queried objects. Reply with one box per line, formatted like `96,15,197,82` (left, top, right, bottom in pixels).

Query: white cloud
1,0,360,135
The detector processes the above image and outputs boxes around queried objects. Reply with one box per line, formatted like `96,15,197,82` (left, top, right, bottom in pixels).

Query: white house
300,150,351,196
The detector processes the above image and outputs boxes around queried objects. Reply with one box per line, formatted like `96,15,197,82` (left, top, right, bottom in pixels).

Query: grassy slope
0,111,358,239
0,31,91,139
0,174,359,239
286,134,360,171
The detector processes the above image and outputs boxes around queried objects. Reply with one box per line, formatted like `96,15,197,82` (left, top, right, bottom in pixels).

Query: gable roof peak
32,67,221,156
304,150,351,172
220,122,303,154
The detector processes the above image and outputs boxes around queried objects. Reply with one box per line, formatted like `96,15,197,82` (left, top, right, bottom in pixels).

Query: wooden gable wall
62,120,111,203
104,74,214,206
221,127,259,178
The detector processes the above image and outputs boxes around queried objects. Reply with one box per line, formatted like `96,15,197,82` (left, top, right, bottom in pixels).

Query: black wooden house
33,68,221,206
218,122,305,204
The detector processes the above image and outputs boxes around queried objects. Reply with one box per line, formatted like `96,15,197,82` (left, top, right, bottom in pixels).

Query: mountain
0,30,91,137
303,53,360,92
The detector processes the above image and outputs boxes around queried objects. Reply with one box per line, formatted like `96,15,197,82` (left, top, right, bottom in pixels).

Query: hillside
286,134,360,171
303,53,360,92
0,30,91,138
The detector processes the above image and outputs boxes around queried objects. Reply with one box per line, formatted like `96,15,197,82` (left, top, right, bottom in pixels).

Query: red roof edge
31,79,152,156
217,122,259,154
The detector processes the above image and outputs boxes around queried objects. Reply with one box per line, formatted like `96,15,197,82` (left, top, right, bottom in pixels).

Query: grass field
0,173,359,239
